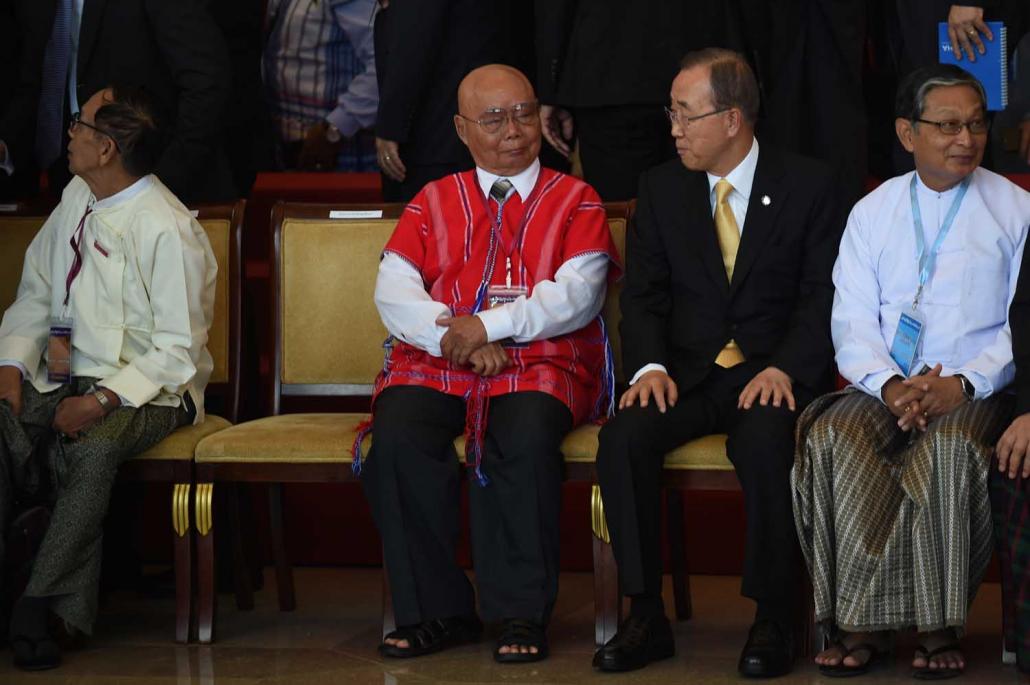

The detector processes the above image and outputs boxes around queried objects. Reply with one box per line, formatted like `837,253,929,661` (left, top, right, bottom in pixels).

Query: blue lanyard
908,173,970,308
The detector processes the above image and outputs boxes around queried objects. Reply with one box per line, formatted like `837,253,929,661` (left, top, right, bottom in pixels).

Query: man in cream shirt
0,85,215,671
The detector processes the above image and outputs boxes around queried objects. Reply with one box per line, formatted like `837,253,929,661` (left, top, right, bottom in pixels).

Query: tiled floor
0,569,1025,684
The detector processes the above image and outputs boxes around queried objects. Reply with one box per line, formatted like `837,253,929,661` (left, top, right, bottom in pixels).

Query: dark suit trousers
574,104,676,202
596,364,812,611
361,385,572,627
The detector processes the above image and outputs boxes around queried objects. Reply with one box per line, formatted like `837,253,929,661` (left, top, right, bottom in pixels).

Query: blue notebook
938,21,1008,110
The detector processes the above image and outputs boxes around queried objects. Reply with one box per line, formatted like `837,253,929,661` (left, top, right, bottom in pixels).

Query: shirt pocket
962,248,1010,325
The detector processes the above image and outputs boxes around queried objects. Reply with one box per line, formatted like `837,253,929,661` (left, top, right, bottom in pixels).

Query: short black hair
93,85,166,177
895,64,987,121
679,48,760,125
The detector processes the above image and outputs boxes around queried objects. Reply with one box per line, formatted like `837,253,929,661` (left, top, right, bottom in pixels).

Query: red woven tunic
355,167,621,483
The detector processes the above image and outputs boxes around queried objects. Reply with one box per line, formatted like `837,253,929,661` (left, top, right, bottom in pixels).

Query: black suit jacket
620,145,844,395
373,0,509,167
534,0,730,108
0,0,55,199
75,0,233,202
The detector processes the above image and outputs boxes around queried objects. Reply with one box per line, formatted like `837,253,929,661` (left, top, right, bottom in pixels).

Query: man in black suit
593,48,844,676
73,0,233,203
533,0,728,202
4,0,233,204
0,0,56,201
373,0,509,202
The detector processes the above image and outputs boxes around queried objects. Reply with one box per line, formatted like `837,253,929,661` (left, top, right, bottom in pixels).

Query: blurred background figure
373,0,509,202
264,0,379,172
534,0,728,202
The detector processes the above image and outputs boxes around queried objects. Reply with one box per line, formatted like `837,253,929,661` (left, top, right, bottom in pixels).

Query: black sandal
378,615,482,658
494,618,548,663
913,643,964,680
818,639,886,678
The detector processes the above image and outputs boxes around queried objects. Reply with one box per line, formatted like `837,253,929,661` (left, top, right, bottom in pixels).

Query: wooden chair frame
117,200,244,643
193,202,406,643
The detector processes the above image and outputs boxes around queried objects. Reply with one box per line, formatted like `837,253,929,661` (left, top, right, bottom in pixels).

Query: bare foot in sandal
815,630,890,669
913,628,964,678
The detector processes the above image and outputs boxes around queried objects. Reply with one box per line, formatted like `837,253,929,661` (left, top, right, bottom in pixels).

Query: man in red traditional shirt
358,64,619,663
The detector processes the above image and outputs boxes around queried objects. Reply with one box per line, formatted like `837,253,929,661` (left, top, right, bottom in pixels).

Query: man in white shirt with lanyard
0,85,215,671
793,64,1030,678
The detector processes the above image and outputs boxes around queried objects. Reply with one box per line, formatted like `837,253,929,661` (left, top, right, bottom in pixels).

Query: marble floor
0,568,1026,684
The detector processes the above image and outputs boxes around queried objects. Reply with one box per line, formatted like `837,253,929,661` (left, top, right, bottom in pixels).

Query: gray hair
895,64,987,121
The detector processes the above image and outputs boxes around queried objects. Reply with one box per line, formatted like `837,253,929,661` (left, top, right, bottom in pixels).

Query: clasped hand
882,363,966,432
438,314,510,377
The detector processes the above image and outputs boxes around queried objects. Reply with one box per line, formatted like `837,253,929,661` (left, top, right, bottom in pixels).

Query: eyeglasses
664,106,730,127
913,117,990,136
457,101,540,134
69,112,121,151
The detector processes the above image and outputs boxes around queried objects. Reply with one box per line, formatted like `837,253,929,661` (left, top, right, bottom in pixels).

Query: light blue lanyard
908,173,970,308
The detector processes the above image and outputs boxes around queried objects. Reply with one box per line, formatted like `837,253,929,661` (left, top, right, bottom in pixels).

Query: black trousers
596,364,812,612
574,104,676,202
361,386,572,627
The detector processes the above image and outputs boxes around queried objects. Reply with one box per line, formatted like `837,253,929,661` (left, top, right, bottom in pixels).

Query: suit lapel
677,166,730,294
729,148,789,297
76,0,106,83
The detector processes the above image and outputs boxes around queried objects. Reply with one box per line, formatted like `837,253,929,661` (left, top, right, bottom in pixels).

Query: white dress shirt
0,175,217,421
832,168,1030,401
630,137,760,385
375,159,610,358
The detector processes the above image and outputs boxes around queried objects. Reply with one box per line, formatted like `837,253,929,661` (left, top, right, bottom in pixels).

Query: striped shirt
263,0,378,169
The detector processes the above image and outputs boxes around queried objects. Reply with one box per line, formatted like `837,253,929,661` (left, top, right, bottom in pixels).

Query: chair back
272,203,405,413
193,201,245,422
0,212,47,313
601,202,633,385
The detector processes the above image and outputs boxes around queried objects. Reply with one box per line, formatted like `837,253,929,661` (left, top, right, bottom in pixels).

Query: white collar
706,137,759,201
476,158,541,202
913,169,969,200
91,175,154,211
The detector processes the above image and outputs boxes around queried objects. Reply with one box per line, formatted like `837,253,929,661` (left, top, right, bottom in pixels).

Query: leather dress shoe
738,618,794,678
592,614,674,672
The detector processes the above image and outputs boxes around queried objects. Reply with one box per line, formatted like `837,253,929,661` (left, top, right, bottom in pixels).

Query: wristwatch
325,123,342,143
89,385,112,414
955,374,974,401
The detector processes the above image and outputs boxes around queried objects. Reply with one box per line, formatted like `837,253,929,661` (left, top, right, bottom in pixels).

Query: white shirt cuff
858,368,900,402
0,360,28,378
630,363,668,385
475,306,515,343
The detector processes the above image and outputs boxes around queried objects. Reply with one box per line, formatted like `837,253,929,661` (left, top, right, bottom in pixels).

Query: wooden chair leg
591,485,620,647
665,489,692,621
381,556,395,640
268,483,296,611
195,483,216,644
172,483,192,644
226,484,254,610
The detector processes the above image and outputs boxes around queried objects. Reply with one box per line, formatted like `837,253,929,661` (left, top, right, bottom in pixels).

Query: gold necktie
713,179,744,368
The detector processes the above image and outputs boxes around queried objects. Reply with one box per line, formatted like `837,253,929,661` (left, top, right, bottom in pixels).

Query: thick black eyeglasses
457,101,540,134
913,118,990,135
69,112,121,151
664,106,730,127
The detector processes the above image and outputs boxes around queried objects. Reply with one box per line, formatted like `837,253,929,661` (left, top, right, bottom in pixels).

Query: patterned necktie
35,0,73,169
490,178,513,204
713,179,745,368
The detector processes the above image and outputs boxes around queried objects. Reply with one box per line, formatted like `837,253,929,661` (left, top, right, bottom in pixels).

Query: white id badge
889,309,925,377
47,317,74,383
486,285,528,348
